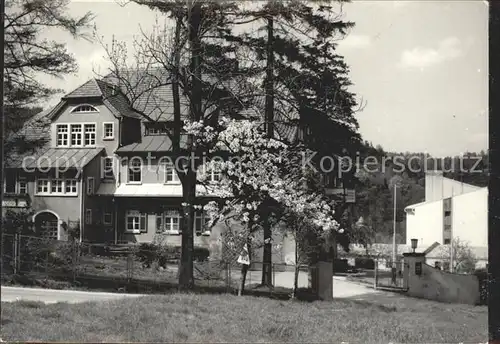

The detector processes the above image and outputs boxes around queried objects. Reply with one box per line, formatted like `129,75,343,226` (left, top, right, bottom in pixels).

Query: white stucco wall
405,199,443,247
425,172,480,203
452,188,488,247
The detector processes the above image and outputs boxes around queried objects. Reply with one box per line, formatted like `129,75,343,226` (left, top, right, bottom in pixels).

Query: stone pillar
316,261,333,301
402,252,426,291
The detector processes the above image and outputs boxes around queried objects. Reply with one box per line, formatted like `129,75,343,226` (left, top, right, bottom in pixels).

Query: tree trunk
238,263,249,296
262,15,274,287
171,14,182,153
179,171,196,290
189,3,203,123
261,215,273,286
178,2,203,291
292,232,299,299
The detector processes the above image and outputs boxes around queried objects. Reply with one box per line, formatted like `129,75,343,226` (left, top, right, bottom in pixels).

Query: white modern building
404,171,487,269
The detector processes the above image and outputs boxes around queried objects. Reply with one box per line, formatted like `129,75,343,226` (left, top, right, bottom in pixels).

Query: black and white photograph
0,0,492,342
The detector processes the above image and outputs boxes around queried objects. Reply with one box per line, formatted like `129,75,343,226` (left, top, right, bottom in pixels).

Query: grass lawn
1,293,487,343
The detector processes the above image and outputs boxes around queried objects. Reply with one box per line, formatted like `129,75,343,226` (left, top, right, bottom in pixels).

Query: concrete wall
404,255,480,305
406,199,443,246
425,171,479,203
452,188,488,247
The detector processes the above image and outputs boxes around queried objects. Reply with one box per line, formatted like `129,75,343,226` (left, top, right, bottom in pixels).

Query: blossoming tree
187,117,341,294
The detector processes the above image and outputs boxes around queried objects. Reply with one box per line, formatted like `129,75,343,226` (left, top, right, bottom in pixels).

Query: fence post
272,263,275,287
227,263,231,291
45,250,49,278
374,260,378,290
13,233,18,275
127,252,133,283
72,239,77,282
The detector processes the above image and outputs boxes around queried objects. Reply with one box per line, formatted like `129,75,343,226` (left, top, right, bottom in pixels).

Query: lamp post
411,238,418,253
392,184,397,265
391,183,398,285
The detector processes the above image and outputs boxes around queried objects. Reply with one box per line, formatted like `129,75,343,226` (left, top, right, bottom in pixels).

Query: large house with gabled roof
4,70,355,261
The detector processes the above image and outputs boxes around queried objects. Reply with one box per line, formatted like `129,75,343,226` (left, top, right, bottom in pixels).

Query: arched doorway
34,211,59,240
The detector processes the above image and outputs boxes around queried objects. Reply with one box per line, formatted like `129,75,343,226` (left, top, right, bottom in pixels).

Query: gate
374,259,406,290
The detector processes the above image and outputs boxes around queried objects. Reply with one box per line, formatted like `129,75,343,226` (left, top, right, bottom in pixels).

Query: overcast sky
40,0,488,157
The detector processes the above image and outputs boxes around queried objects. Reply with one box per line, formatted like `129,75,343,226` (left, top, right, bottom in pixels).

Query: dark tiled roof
60,78,143,120
103,69,190,122
116,135,188,153
63,79,103,99
102,68,250,123
95,79,144,120
5,108,52,168
9,147,104,170
59,69,300,144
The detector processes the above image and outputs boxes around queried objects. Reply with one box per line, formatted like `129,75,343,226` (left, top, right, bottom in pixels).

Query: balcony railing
2,193,30,208
324,188,355,203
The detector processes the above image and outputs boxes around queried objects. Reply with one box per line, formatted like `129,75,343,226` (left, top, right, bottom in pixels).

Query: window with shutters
195,210,211,236
125,210,147,234
156,210,180,234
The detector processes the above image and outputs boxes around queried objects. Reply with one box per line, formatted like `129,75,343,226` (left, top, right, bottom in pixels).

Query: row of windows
56,122,114,148
82,209,211,236
127,161,221,184
6,159,219,196
36,178,78,195
146,127,169,136
125,210,210,235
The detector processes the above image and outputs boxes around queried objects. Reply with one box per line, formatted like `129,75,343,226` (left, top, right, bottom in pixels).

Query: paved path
1,286,146,304
1,275,401,305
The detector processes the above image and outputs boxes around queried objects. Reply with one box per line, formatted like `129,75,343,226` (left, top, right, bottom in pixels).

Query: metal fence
1,234,318,295
374,259,405,290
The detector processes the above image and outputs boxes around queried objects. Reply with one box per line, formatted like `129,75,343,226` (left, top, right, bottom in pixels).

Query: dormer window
71,105,99,113
145,122,170,136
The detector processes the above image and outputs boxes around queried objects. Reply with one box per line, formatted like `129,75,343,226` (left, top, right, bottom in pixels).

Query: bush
135,244,177,269
474,269,488,305
355,257,375,270
194,247,210,262
2,209,35,235
333,259,349,273
133,244,211,269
